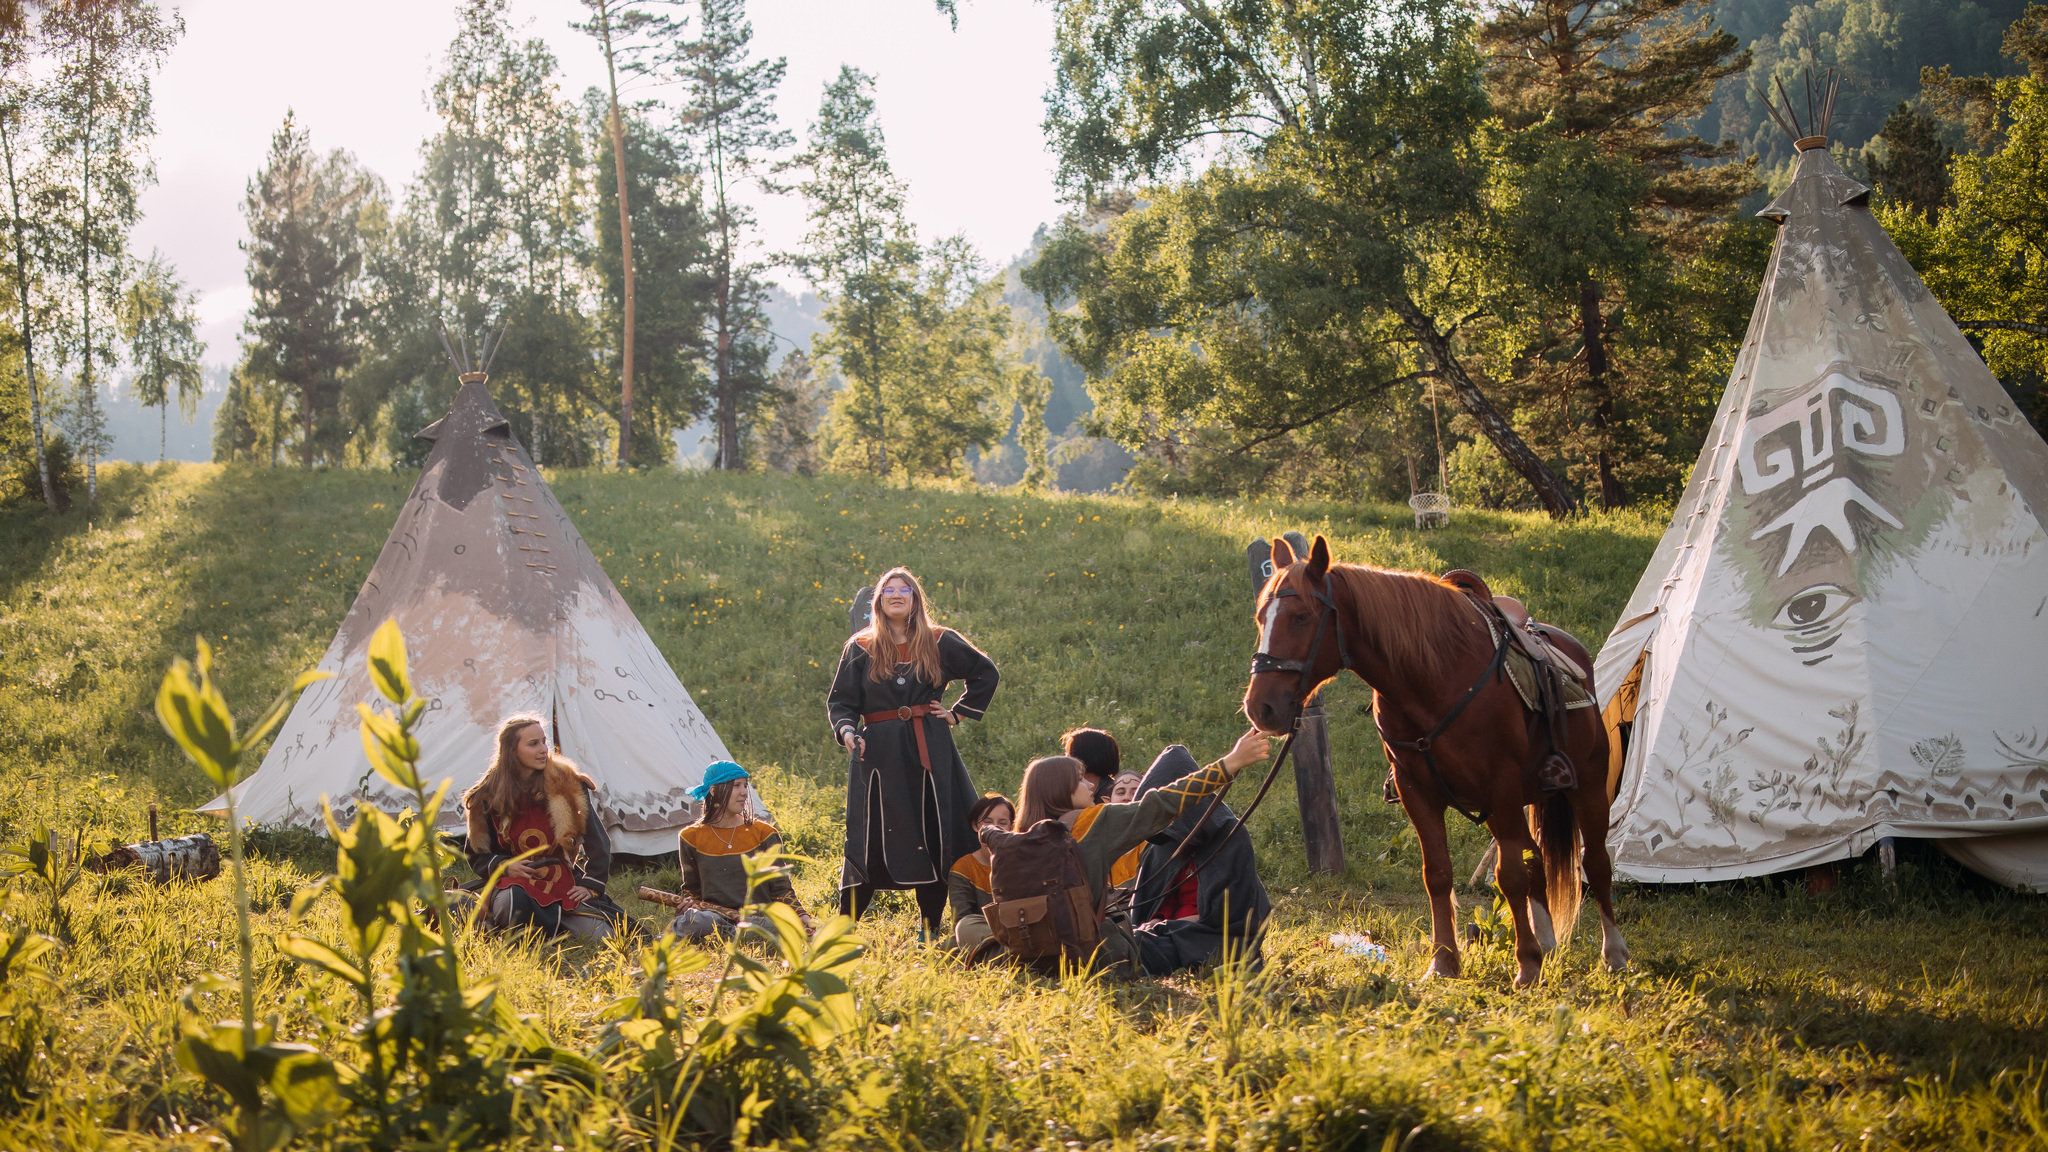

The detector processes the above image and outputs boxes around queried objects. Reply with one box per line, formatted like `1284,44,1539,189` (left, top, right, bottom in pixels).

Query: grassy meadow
0,460,2043,1149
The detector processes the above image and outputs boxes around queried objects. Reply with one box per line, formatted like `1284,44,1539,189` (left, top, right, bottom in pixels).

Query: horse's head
1243,533,1345,734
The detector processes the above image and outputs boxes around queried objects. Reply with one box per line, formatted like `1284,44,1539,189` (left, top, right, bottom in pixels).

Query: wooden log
90,833,221,883
1292,702,1346,875
637,885,744,920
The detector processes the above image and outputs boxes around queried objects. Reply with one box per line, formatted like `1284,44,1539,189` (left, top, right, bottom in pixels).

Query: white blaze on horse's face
1257,595,1282,656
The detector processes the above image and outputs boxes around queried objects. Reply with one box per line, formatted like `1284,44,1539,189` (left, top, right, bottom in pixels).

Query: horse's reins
1121,570,1350,916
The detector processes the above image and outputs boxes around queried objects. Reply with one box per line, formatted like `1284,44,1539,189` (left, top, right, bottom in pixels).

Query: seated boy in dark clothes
1127,745,1272,974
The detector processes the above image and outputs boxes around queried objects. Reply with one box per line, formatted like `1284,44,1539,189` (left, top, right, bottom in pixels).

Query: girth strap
1381,601,1514,826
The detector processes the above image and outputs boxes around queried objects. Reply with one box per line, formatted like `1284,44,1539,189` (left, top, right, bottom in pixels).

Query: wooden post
1245,539,1273,588
849,585,874,637
1247,534,1345,875
1292,700,1345,875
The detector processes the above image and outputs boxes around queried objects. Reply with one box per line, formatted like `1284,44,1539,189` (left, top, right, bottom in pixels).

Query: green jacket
1063,757,1238,972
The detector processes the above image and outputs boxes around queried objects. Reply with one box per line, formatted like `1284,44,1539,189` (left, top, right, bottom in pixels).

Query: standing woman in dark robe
828,566,999,938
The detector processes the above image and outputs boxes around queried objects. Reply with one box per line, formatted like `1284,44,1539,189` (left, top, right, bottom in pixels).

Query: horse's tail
1537,791,1581,945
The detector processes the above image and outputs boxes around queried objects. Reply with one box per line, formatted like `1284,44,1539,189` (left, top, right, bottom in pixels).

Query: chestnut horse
1242,535,1629,987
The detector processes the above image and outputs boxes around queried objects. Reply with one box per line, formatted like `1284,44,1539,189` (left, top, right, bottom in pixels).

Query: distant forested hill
1703,0,2028,187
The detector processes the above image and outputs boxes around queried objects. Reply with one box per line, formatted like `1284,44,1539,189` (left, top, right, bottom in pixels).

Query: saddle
1441,570,1593,794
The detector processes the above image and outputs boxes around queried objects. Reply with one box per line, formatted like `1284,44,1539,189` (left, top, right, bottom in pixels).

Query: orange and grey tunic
677,820,798,912
946,852,994,924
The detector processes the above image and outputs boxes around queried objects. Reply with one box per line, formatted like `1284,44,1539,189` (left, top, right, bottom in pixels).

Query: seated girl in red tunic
462,713,617,940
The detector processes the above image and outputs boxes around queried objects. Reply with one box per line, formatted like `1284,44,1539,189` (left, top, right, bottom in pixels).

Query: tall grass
0,461,2042,1148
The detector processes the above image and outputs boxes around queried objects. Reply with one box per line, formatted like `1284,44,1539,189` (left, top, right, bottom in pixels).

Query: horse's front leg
1400,784,1460,978
1489,814,1547,989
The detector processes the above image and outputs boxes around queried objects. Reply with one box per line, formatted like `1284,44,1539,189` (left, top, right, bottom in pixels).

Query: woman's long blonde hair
462,713,579,821
851,566,944,685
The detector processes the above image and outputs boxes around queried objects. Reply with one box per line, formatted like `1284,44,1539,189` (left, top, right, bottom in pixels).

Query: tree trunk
1579,281,1625,510
299,338,313,468
600,9,636,470
3,115,57,514
159,401,166,463
715,225,736,469
80,50,96,509
1395,295,1579,518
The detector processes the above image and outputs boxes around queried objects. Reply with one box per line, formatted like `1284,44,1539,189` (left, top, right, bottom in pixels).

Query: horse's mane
1325,563,1490,684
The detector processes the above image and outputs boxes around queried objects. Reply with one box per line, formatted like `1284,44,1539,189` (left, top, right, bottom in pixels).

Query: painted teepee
204,343,729,854
1594,84,2048,891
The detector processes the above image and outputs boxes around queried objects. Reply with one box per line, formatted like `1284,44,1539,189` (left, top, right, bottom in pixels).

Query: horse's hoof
1427,958,1461,979
1513,963,1541,989
1603,949,1631,973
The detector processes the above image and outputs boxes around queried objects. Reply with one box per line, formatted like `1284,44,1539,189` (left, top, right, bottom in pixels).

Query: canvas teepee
204,349,730,854
1594,85,2048,891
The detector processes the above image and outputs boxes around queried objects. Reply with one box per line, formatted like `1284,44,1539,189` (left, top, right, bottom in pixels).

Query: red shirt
495,800,584,911
1157,864,1200,921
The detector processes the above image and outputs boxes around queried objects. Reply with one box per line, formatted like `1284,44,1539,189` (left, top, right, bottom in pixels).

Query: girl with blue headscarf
670,760,809,940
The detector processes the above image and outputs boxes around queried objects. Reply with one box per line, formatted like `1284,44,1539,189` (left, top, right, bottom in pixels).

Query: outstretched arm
1088,730,1273,858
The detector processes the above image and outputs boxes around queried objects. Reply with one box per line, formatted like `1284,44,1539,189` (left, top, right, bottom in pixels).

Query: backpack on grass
976,819,1100,973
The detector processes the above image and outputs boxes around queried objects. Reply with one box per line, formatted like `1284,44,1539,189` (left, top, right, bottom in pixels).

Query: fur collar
468,759,597,855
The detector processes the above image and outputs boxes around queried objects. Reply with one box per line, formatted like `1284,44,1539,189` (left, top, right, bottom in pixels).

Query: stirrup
1383,770,1401,804
1536,753,1577,793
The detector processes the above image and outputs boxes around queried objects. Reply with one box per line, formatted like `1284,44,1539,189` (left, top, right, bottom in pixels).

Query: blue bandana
688,760,750,802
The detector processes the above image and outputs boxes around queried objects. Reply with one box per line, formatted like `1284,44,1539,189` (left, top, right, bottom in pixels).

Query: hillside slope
0,461,1662,886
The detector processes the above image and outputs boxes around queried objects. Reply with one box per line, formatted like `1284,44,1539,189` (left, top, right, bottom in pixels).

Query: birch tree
39,0,177,506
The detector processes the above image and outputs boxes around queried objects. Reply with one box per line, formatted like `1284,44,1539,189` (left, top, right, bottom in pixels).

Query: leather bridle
1247,570,1353,700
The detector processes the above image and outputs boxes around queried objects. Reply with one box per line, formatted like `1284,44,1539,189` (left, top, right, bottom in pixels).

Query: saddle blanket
1504,645,1595,714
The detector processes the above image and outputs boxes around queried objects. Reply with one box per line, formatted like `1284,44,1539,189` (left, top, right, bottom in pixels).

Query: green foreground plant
153,619,866,1148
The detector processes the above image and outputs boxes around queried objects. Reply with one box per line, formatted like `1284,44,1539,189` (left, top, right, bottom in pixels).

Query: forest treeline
0,0,1060,513
0,0,2044,517
1025,0,2048,515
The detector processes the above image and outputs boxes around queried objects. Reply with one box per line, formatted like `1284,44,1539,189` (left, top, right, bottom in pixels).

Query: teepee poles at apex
437,323,508,383
1759,69,1841,152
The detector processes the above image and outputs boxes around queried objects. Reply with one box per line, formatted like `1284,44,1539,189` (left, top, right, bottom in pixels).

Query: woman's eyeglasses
879,588,913,598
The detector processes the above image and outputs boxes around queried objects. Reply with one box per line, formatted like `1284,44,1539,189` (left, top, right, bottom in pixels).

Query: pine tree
1866,103,1954,220
241,111,375,468
674,0,790,470
1477,0,1753,509
787,66,917,478
117,250,202,462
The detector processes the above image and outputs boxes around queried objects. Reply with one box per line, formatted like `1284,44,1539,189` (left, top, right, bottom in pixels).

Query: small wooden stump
89,834,221,883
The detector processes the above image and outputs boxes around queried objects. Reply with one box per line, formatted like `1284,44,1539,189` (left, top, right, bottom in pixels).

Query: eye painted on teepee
1771,583,1856,631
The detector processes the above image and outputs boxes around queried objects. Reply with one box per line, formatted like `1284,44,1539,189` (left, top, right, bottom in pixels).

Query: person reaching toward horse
1127,745,1272,974
671,760,809,941
829,566,1000,940
463,713,620,941
973,728,1272,976
946,793,1013,953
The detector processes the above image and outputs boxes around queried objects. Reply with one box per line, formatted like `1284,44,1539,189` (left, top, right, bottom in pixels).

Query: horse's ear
1306,534,1331,580
1271,536,1296,569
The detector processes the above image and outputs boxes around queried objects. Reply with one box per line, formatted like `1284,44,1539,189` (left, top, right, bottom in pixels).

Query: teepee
204,342,730,854
1594,84,2048,891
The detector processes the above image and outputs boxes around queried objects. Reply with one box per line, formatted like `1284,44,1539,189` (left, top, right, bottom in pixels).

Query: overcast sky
129,0,1066,367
